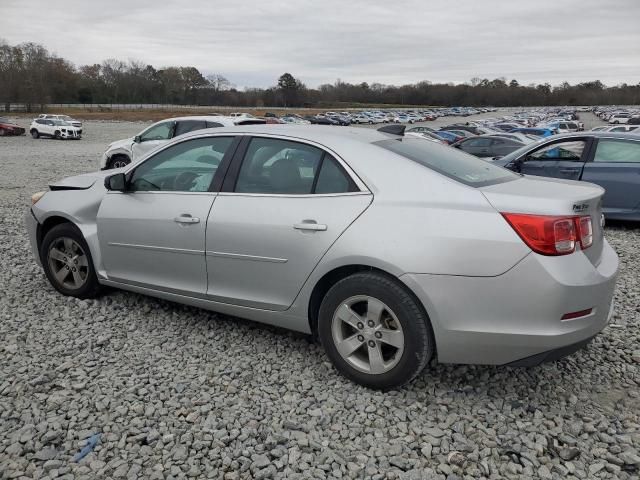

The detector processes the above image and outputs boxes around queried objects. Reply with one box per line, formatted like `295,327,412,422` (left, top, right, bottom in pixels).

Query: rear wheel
30,129,39,139
318,272,435,389
40,223,101,299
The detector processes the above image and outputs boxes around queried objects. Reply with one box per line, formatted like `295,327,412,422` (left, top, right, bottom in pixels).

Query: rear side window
174,120,207,136
234,138,358,194
375,138,517,187
593,140,640,163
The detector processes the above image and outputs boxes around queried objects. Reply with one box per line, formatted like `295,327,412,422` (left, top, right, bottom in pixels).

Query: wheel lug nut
367,320,375,327
357,335,364,342
368,340,376,348
375,331,382,339
357,322,364,330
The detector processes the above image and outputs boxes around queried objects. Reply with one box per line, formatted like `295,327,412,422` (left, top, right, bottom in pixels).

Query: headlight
31,191,46,205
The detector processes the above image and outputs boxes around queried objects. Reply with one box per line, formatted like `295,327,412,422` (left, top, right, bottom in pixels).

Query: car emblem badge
572,203,589,213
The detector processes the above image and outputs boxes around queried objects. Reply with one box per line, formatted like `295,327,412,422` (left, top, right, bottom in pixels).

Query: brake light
502,213,593,256
578,216,593,248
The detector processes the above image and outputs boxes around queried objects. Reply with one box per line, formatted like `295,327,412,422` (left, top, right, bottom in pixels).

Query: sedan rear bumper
401,239,618,365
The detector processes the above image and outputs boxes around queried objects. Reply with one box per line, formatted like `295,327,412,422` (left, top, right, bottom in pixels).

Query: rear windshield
374,137,518,187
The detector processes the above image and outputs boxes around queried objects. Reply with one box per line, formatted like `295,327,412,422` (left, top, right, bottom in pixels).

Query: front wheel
54,130,61,139
318,272,435,389
40,223,101,299
108,155,131,169
31,129,39,139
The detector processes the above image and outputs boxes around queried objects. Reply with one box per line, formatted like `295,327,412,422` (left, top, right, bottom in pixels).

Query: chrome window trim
216,191,371,199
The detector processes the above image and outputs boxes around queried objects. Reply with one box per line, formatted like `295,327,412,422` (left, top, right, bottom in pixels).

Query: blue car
493,132,640,221
509,127,555,138
434,130,463,144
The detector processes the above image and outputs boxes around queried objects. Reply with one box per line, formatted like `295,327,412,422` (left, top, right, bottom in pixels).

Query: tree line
1,40,639,111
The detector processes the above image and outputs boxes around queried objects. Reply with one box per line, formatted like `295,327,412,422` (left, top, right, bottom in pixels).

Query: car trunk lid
479,175,605,265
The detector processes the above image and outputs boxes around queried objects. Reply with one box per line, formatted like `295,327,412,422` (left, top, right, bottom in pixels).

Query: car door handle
174,214,200,224
294,221,327,231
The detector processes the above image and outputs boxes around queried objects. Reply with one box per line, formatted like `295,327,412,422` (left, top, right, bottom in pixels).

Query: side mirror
104,173,127,192
133,135,141,143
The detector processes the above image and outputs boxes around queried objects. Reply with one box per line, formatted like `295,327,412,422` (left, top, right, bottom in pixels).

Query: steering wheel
173,171,199,191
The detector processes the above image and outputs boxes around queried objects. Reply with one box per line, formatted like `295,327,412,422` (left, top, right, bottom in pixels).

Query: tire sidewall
318,273,434,389
40,223,100,299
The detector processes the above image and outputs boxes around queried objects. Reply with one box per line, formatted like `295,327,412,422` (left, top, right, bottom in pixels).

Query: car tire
0,128,5,136
318,272,435,389
40,223,101,299
108,155,131,169
30,129,39,139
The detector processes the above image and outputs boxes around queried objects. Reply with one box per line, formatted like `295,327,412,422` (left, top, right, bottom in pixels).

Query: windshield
375,137,518,187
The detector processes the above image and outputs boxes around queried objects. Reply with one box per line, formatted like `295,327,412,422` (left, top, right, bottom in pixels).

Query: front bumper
401,239,618,365
25,208,42,268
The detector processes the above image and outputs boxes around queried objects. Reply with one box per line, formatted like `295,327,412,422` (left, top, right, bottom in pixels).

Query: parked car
440,124,481,135
307,116,340,126
509,127,555,138
30,118,82,140
26,125,618,389
453,135,524,157
38,114,82,129
609,113,632,124
493,132,640,221
100,116,265,169
0,117,26,136
434,130,465,145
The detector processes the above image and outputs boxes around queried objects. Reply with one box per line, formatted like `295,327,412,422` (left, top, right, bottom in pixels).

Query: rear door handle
294,221,327,231
174,214,200,224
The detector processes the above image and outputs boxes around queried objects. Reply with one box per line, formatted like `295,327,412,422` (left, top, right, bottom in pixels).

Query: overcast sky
1,0,639,89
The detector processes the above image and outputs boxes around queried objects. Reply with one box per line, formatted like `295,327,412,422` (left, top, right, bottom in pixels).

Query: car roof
171,124,393,148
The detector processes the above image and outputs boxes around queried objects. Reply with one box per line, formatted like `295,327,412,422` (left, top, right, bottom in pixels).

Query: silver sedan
25,125,619,389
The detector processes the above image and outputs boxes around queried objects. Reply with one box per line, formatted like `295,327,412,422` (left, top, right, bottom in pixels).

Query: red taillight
502,213,593,256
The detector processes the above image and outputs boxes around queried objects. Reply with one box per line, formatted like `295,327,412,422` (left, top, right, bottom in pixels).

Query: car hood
49,171,112,190
107,137,134,150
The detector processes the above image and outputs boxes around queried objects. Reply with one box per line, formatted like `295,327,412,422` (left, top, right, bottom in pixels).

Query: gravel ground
1,114,639,480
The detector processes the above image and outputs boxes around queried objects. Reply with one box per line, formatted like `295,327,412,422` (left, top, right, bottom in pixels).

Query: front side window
375,138,517,187
129,136,234,192
140,121,174,142
593,140,640,163
529,140,586,161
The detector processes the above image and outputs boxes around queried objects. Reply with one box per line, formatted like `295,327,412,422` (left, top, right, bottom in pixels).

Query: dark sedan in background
493,132,640,221
453,135,524,157
0,117,25,136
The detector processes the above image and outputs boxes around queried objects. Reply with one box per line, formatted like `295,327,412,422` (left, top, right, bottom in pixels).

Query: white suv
30,118,82,140
38,114,83,129
100,115,266,170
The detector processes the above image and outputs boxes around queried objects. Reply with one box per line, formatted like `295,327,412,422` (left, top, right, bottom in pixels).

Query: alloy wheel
47,237,89,290
331,295,405,374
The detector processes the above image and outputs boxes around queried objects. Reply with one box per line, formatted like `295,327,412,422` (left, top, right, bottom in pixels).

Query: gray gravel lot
0,114,639,479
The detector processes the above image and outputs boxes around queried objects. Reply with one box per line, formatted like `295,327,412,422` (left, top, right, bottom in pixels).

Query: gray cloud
1,0,639,88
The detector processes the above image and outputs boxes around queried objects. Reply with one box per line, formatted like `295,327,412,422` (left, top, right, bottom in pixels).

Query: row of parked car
261,107,498,126
0,114,84,139
594,107,640,124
